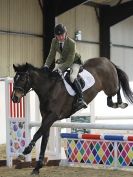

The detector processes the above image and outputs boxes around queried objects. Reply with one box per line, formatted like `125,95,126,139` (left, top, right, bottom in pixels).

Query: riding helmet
54,24,67,35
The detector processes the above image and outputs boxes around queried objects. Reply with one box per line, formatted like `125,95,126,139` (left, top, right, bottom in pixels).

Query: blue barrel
104,135,124,141
61,133,79,139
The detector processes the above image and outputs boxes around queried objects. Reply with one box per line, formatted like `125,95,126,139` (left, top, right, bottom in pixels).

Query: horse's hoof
18,154,25,161
36,160,43,169
31,169,39,175
112,103,118,108
118,103,128,109
23,145,32,155
23,142,35,155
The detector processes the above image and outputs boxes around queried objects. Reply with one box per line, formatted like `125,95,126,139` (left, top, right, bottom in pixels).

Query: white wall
111,16,133,81
0,81,6,144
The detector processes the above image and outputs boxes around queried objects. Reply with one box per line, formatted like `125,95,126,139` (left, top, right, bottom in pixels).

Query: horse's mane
14,63,62,81
14,63,43,73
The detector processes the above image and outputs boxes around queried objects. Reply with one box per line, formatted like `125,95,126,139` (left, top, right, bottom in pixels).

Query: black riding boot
73,79,87,110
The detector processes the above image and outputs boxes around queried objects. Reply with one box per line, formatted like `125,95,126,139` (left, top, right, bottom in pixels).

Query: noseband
13,72,32,95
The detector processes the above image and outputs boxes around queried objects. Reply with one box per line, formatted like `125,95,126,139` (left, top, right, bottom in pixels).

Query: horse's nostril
12,95,19,103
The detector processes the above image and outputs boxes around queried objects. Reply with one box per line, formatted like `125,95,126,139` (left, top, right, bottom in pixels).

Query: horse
11,57,133,175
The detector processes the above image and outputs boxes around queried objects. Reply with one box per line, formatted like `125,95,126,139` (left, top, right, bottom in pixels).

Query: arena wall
111,16,133,81
0,0,43,77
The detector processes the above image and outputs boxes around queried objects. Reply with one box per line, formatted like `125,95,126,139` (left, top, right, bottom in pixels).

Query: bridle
13,71,33,96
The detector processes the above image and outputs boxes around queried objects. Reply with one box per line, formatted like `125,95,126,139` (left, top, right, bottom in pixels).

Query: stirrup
77,99,87,109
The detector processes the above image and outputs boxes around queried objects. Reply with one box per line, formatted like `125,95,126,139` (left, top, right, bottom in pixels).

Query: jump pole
29,121,133,130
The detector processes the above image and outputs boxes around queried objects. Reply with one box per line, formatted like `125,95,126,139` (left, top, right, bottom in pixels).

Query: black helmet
54,24,67,35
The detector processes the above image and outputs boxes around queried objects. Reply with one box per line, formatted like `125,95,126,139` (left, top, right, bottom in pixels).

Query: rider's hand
52,68,62,78
53,68,62,75
42,66,49,73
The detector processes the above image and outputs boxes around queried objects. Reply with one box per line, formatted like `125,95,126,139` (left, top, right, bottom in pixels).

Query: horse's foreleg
23,112,55,155
23,126,43,155
31,128,50,175
27,112,58,175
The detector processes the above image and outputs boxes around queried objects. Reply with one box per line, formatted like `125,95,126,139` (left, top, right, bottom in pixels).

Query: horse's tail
114,64,133,103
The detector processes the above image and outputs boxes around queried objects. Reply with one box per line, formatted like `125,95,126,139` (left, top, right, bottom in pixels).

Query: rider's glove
53,68,62,76
42,66,49,73
52,68,63,78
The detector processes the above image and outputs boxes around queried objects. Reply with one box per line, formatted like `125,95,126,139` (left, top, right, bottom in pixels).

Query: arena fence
5,79,31,166
4,78,61,167
61,133,133,169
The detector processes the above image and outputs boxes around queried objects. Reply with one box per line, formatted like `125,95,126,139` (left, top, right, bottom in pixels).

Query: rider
43,23,87,110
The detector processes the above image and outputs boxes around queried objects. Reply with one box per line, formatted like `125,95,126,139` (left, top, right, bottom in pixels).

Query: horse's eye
14,74,20,82
20,77,25,81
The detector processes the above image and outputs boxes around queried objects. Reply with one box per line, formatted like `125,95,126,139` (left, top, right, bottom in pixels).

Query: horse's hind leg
117,88,128,109
107,96,118,108
107,89,128,109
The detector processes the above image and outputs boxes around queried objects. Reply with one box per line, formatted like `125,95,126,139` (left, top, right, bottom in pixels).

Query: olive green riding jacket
45,37,82,72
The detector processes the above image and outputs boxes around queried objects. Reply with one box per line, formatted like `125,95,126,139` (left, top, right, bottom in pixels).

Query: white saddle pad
62,69,95,96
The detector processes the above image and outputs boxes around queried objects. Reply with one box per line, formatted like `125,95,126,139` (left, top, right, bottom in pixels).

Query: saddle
51,67,95,96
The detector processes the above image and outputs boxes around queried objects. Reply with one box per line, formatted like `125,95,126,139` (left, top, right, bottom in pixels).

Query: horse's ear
26,62,30,70
13,64,17,72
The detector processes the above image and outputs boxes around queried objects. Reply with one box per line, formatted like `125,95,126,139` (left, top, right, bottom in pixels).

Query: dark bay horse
11,57,133,174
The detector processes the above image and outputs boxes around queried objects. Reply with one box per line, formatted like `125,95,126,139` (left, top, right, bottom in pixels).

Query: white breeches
53,63,81,83
70,63,80,83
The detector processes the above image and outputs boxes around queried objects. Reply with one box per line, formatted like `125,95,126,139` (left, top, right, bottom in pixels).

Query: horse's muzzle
11,92,21,103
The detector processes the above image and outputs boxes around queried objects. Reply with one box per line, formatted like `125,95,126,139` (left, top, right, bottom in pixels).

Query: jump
11,57,133,174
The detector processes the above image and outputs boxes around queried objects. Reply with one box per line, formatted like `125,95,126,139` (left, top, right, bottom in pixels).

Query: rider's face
56,33,66,42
